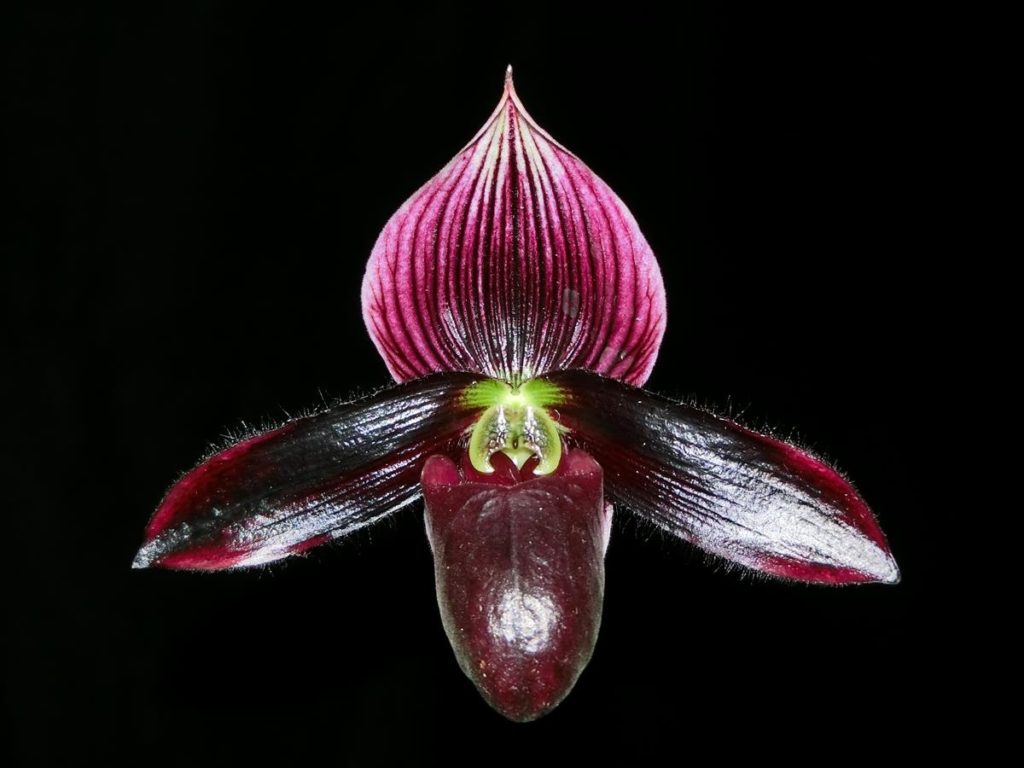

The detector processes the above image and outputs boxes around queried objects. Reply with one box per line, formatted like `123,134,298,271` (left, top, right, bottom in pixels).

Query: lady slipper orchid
134,68,899,722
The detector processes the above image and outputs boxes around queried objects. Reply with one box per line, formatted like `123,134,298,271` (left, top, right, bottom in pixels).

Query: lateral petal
134,373,485,570
545,370,899,585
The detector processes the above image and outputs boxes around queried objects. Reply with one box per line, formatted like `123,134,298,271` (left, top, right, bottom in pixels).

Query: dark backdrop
7,4,957,764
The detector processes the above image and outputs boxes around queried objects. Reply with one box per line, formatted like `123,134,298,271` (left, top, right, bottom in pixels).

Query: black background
7,3,958,764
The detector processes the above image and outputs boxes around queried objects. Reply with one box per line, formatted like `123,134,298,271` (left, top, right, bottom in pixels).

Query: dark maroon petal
544,370,899,585
362,67,666,387
134,373,486,570
422,449,612,722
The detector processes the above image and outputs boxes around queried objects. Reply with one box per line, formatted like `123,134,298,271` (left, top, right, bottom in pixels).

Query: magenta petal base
422,450,611,722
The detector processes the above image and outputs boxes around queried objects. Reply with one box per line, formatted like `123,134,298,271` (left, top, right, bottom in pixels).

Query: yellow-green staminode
462,378,565,475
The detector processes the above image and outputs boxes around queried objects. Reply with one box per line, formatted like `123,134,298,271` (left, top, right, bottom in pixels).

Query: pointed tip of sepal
877,553,901,585
131,548,151,569
850,544,900,585
757,544,901,586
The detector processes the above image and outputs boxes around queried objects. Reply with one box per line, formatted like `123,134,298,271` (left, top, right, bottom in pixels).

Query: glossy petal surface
362,69,665,387
135,373,485,570
545,370,899,584
423,449,611,721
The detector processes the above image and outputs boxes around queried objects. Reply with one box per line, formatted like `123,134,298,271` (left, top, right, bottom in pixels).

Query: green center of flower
462,378,565,475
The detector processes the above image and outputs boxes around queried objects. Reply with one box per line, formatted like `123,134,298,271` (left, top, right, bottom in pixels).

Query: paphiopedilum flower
134,68,899,722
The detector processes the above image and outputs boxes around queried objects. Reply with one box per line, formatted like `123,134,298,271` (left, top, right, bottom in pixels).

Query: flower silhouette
134,68,898,722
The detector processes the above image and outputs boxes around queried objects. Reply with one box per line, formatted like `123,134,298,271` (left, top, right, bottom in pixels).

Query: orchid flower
134,68,899,722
